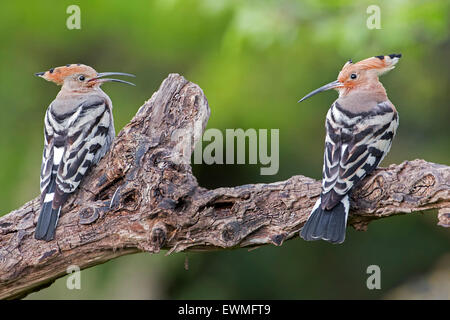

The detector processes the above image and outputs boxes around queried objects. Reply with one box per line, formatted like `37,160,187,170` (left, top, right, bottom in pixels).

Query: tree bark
0,74,448,299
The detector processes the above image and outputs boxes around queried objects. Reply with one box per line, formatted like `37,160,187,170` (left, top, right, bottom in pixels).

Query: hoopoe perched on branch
299,54,401,244
34,64,135,241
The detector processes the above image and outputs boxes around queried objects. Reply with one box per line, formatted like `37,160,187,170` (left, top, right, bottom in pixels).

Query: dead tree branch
0,74,448,299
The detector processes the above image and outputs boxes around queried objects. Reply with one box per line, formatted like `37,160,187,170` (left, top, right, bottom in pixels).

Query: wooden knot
79,207,99,225
222,221,240,243
355,175,385,202
121,189,139,209
150,222,167,252
410,174,436,196
241,192,251,200
271,233,285,246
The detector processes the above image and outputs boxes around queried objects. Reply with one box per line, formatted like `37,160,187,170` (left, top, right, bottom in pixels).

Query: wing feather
321,101,398,210
53,98,113,207
40,109,55,195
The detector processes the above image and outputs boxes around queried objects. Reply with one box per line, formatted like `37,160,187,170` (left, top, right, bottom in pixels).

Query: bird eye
78,75,85,81
350,73,357,79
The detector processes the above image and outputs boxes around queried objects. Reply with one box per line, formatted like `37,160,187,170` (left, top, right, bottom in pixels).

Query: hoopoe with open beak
34,64,135,241
298,54,401,244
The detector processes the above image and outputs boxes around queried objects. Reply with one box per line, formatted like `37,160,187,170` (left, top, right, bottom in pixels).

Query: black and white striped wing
53,98,114,208
39,108,55,198
320,101,398,210
36,97,114,241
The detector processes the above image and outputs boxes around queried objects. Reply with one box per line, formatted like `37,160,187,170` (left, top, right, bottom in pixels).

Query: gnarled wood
0,74,448,299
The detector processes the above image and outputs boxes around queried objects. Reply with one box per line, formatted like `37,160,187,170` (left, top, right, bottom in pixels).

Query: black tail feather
300,196,349,244
35,201,60,241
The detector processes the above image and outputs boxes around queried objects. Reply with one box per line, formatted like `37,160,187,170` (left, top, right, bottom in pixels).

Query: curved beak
88,72,136,86
298,80,342,103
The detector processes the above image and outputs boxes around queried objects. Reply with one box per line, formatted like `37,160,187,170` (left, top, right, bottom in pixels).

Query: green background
0,0,448,299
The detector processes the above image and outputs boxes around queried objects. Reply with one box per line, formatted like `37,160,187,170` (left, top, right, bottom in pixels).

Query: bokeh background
0,0,449,299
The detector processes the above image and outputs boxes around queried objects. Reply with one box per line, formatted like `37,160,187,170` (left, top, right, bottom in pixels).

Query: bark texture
0,74,448,299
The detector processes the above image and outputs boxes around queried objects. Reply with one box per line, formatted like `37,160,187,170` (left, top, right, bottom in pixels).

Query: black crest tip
388,53,402,59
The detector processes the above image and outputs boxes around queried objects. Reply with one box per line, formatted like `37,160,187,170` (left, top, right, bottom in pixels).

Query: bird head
298,54,401,102
35,64,135,91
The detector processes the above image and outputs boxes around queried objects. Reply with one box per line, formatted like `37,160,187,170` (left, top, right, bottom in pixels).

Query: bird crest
338,54,401,82
35,64,135,88
35,64,97,85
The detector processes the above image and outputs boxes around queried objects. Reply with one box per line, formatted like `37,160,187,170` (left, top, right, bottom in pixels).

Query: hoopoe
34,64,135,241
298,54,401,244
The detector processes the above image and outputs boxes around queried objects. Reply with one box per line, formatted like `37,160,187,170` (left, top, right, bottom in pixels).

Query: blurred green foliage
0,0,448,299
